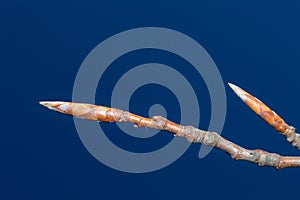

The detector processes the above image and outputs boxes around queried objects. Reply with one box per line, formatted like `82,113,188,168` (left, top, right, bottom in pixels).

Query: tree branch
39,101,300,169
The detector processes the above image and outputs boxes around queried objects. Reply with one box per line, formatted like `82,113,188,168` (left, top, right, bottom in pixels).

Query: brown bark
39,101,300,169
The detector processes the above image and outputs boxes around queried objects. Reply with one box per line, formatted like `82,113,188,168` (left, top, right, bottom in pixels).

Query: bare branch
39,101,300,169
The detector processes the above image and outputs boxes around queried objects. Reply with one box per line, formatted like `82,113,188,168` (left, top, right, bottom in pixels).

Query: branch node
151,116,167,129
195,130,220,146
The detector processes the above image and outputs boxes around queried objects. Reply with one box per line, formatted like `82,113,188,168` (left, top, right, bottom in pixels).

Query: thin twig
39,101,300,169
228,83,300,149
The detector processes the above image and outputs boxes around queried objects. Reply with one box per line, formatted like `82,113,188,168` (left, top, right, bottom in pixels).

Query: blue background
2,0,300,199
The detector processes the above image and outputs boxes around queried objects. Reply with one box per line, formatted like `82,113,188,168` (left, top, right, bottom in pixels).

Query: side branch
40,101,300,169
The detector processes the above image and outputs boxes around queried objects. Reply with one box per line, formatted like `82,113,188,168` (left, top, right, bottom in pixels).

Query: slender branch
39,101,300,169
228,83,300,149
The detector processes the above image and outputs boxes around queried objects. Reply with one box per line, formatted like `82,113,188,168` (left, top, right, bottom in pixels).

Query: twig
39,101,300,169
228,83,300,149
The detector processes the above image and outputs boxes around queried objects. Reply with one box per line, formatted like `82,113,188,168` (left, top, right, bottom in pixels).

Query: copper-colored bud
228,83,295,135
